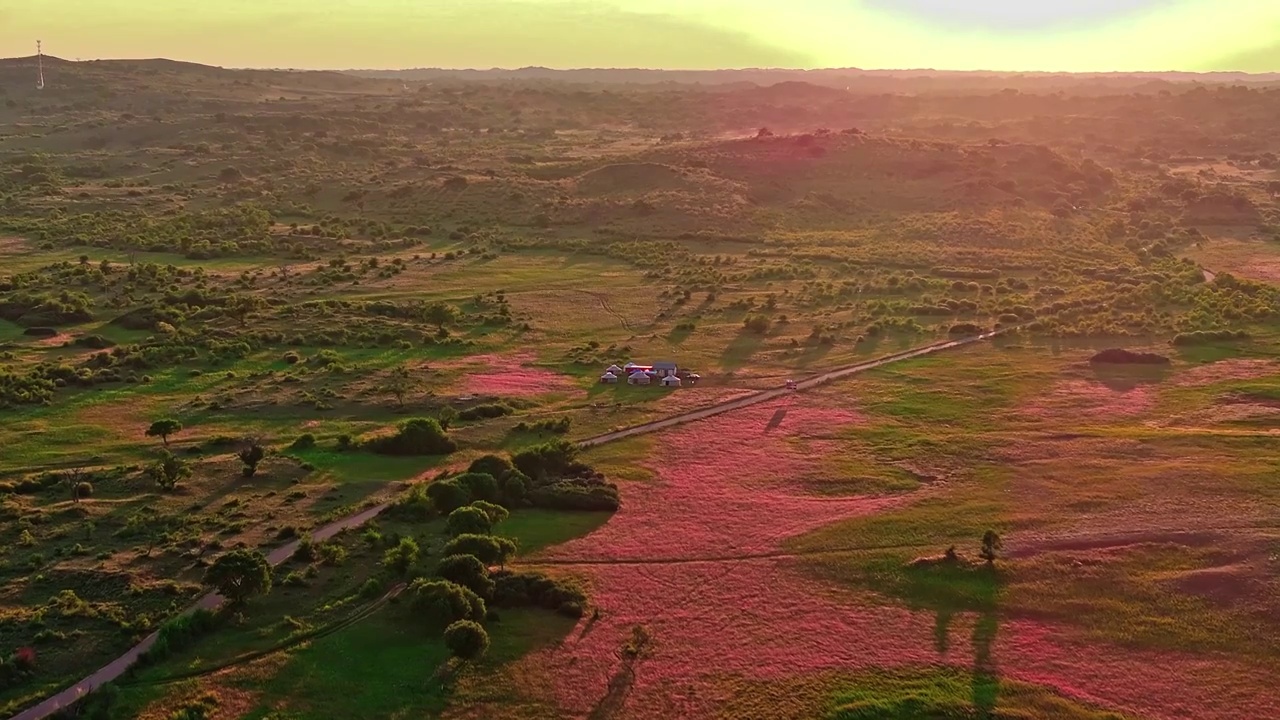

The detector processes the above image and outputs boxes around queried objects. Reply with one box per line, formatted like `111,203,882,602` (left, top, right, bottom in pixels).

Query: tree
366,418,456,456
238,442,266,478
443,534,517,568
980,530,1003,565
468,500,509,525
146,419,183,447
446,506,492,537
203,549,272,605
435,554,495,598
147,451,191,490
385,363,414,409
225,295,265,328
423,302,458,331
408,578,485,629
62,464,90,504
382,537,420,576
426,479,471,514
443,620,490,660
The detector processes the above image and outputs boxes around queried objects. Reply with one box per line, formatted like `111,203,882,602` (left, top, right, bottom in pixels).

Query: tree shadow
666,326,693,346
720,328,765,371
1088,363,1172,392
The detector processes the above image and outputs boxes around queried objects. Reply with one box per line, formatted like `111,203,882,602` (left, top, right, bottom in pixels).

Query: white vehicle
785,379,797,390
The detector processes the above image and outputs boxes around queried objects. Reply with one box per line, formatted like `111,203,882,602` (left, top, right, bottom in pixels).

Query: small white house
652,361,679,378
600,372,618,384
605,364,623,376
661,375,682,387
627,371,651,386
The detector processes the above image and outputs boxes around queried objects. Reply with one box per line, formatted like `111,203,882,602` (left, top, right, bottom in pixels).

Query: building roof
652,361,678,369
601,372,616,379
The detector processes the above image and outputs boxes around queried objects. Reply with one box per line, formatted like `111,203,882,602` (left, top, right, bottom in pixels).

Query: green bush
457,403,513,421
443,534,517,567
365,417,456,456
426,479,471,514
443,620,490,660
435,554,495,598
290,433,317,450
454,472,500,503
407,578,486,629
445,506,492,537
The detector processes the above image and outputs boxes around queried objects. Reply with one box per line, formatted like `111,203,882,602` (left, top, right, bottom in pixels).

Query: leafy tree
980,530,1003,565
366,417,456,456
385,363,414,409
445,506,492,537
203,549,272,605
225,295,265,328
423,302,458,331
145,419,183,447
426,479,471,514
407,578,485,629
147,451,191,490
435,554,495,598
468,499,509,525
382,537,420,576
453,473,500,504
443,534,517,568
238,442,266,478
443,620,489,660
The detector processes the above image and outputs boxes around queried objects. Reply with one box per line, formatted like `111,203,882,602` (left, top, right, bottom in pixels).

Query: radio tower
36,40,45,90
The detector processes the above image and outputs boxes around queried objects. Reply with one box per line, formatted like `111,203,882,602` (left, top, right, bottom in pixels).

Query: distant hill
342,66,1280,90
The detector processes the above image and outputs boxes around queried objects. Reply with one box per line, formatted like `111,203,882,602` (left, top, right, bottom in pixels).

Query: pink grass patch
1173,359,1278,387
543,398,886,562
1019,379,1155,420
457,369,578,397
519,396,1280,720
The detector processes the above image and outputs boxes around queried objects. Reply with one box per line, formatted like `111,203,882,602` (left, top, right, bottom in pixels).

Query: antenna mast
36,40,45,90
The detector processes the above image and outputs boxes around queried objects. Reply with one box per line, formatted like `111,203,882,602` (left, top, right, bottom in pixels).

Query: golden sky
3,0,1279,72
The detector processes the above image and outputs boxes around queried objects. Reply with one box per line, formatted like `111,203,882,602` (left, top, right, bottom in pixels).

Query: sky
3,0,1280,73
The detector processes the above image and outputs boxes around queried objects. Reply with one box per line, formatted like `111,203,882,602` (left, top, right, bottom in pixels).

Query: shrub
74,482,93,500
454,472,500,503
382,537,420,576
457,403,513,421
426,479,470,514
446,506,492,537
147,451,191,491
492,570,587,611
1172,329,1250,346
282,351,302,364
443,534,517,567
316,542,347,566
443,620,490,660
408,578,486,629
435,554,495,598
238,443,266,478
528,481,620,511
290,433,317,450
947,323,985,336
467,454,514,479
512,439,582,482
365,417,456,456
358,577,384,600
141,608,218,664
469,499,509,525
501,471,530,507
292,537,316,562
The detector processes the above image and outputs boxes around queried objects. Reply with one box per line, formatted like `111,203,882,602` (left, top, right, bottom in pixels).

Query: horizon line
6,55,1280,77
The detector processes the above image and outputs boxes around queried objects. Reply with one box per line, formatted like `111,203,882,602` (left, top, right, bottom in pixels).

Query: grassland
1,56,1279,719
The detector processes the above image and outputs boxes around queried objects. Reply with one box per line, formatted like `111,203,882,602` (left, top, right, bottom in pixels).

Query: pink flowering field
512,390,1280,720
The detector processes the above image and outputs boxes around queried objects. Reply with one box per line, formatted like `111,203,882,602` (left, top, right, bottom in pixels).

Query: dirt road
8,330,1005,720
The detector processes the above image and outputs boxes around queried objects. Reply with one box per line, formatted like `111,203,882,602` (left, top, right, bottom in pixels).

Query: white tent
627,371,651,385
661,375,682,387
605,364,624,375
600,372,618,384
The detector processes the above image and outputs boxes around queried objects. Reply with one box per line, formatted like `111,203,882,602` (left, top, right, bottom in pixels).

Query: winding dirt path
8,331,1004,720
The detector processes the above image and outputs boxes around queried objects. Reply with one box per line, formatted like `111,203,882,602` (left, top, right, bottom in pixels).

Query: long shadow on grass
899,557,1004,717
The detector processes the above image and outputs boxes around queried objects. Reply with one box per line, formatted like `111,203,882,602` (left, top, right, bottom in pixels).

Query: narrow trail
520,524,1280,568
9,329,1008,720
575,289,630,330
